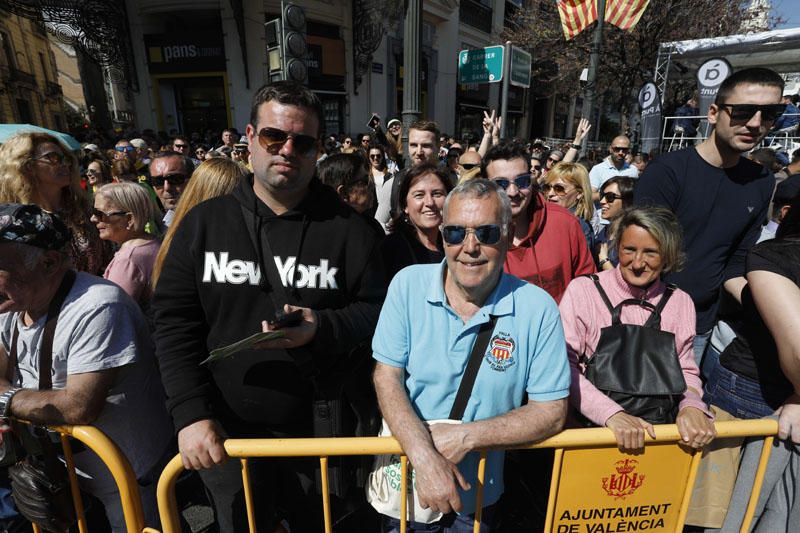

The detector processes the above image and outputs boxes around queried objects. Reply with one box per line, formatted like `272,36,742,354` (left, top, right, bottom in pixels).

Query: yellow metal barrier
12,423,145,533
154,419,778,533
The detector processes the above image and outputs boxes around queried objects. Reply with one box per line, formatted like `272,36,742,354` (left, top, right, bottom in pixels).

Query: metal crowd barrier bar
154,419,778,533
18,423,146,533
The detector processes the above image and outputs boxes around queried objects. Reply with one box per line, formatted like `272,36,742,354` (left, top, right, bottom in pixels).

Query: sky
773,0,800,28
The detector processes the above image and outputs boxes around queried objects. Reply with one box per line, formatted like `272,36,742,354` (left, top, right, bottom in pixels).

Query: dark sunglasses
152,173,188,187
441,224,504,246
531,165,542,172
547,157,560,164
173,143,188,149
611,146,630,153
369,154,382,160
33,151,69,166
717,103,787,122
91,208,128,220
600,191,623,203
115,145,135,152
460,163,479,170
258,127,318,155
541,183,572,196
493,174,532,191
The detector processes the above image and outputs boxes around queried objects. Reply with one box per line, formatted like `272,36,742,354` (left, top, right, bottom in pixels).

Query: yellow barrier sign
550,444,695,532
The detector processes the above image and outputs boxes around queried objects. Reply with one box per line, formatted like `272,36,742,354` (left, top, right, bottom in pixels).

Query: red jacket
504,193,595,302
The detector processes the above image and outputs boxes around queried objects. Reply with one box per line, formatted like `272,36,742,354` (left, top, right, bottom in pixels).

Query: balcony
45,81,62,97
460,0,493,34
10,67,36,87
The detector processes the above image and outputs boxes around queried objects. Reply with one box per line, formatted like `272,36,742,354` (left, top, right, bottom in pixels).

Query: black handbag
580,275,686,425
6,271,77,533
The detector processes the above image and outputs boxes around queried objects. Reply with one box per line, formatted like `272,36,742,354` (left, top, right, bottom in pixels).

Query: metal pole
500,41,511,139
580,0,605,148
401,0,422,165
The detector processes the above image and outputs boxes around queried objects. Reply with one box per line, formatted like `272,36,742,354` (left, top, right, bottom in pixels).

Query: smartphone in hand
268,309,304,329
367,113,381,130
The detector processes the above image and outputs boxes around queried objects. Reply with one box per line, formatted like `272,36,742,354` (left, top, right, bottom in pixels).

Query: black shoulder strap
644,284,676,329
449,316,497,421
9,270,76,390
590,274,615,315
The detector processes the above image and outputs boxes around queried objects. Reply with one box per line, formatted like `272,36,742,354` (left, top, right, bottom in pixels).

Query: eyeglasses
361,139,370,144
343,140,352,144
717,103,787,123
547,157,560,164
541,183,573,196
441,224,504,246
91,208,129,220
152,173,188,187
492,174,532,191
258,127,318,155
33,152,70,167
600,191,623,203
115,145,135,153
369,154,382,160
173,144,188,149
611,146,630,153
531,164,542,173
85,168,102,176
460,163,479,170
389,124,401,129
195,150,206,155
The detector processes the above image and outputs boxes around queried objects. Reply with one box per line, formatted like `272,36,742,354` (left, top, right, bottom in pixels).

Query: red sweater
504,193,595,302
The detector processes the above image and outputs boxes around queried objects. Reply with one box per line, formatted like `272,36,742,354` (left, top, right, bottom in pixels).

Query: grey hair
96,182,160,234
10,242,70,270
442,178,512,229
612,206,686,274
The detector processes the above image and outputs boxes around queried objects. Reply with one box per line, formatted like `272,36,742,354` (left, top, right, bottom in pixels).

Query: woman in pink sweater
559,206,716,451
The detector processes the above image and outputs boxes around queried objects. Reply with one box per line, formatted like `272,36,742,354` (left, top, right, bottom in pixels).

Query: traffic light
265,2,308,84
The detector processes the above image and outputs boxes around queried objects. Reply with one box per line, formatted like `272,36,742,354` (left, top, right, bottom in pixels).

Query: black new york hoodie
152,175,386,435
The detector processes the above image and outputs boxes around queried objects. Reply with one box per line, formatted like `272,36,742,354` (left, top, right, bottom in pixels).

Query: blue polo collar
426,260,515,323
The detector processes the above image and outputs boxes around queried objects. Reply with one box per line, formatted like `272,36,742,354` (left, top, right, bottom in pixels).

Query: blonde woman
0,131,111,273
152,158,246,287
543,162,596,250
92,182,161,308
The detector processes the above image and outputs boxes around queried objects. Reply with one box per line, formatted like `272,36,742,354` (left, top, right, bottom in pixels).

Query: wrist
571,143,582,150
0,387,23,419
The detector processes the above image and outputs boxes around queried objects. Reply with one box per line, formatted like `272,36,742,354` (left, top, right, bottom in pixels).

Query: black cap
0,203,71,251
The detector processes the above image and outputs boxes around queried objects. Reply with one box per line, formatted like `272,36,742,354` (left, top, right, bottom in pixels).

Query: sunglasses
531,164,542,172
441,224,504,246
717,103,787,122
258,127,318,155
343,140,352,144
493,174,532,191
33,151,70,166
115,146,135,152
460,163,479,170
173,144,188,149
611,146,630,153
542,183,573,196
600,191,622,203
152,173,188,187
91,208,129,220
369,154,382,160
85,168,102,176
547,157,560,164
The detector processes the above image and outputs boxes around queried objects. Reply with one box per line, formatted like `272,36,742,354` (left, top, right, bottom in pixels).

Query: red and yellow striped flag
605,0,650,30
557,0,650,40
557,0,598,40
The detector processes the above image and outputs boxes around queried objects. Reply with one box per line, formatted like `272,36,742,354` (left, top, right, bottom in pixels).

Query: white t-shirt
0,272,173,478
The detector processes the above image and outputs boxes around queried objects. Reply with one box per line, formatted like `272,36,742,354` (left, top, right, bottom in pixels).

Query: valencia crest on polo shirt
485,333,516,372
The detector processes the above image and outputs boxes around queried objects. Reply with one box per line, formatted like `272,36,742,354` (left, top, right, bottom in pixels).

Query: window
0,32,16,69
39,52,49,81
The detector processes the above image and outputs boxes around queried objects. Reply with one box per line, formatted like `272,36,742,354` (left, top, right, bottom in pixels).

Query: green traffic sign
510,46,532,88
458,45,505,84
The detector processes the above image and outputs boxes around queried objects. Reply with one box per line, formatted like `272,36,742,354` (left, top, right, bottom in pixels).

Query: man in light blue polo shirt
372,179,569,532
589,135,639,202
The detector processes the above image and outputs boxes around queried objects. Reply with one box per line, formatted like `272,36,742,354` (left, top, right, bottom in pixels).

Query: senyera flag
558,0,650,40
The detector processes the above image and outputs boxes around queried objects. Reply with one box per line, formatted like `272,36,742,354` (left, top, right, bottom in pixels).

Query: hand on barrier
676,406,716,449
178,418,228,470
411,449,470,515
258,304,319,349
776,394,800,443
428,422,471,464
605,411,656,452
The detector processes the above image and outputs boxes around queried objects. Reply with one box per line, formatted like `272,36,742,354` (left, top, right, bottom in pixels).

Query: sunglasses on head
611,146,630,153
91,208,128,220
717,103,787,123
441,224,504,246
600,191,622,203
33,151,69,166
493,174,532,191
152,173,188,187
460,163,479,170
115,145,135,152
542,183,572,196
257,127,318,155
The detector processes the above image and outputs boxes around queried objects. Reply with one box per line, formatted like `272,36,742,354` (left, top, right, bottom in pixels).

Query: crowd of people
0,67,797,533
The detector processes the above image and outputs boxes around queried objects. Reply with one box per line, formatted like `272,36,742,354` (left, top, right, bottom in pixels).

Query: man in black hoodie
152,81,386,531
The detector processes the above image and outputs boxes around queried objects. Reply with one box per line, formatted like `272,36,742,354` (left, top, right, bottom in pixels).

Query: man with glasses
634,67,784,373
482,141,595,303
372,178,569,532
458,151,482,181
148,151,192,228
113,139,137,163
588,135,638,201
152,80,386,531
